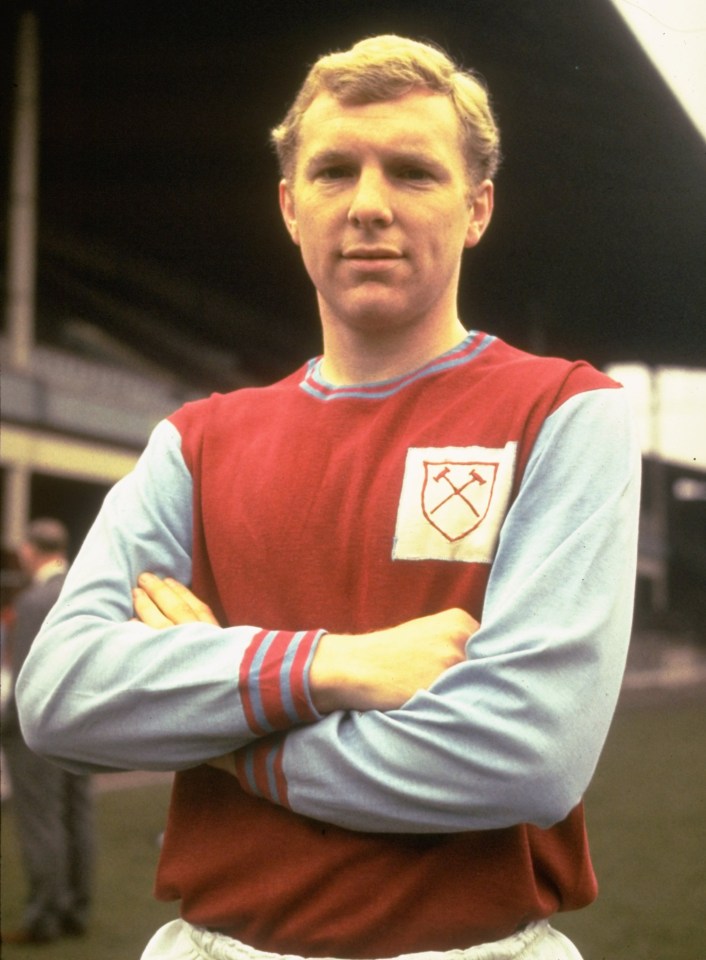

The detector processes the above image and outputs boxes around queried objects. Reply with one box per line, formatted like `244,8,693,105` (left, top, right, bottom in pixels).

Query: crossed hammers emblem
421,460,497,541
430,465,487,517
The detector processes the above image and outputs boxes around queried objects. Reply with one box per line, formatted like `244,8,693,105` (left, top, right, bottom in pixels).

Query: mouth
342,246,403,260
341,247,404,273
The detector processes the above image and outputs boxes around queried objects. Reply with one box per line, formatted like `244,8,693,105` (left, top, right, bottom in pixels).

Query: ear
464,179,494,249
279,179,300,245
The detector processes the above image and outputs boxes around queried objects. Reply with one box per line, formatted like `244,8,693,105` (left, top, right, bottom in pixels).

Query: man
1,518,93,944
17,36,640,960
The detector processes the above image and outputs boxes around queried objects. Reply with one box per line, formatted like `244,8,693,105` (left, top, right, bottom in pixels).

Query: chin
338,297,419,333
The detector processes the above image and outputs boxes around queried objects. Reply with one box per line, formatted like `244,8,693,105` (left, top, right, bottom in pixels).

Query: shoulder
164,365,309,469
479,335,621,410
168,366,308,434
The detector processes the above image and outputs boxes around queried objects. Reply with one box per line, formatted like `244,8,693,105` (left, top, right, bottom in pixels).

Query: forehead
296,89,465,169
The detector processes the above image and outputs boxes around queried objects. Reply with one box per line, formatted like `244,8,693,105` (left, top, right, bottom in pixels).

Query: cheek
298,242,320,281
296,231,332,288
418,218,466,263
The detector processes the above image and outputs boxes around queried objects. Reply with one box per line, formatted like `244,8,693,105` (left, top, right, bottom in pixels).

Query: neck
319,315,469,386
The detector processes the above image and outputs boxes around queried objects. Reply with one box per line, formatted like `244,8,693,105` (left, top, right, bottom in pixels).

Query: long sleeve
17,419,322,774
234,386,641,832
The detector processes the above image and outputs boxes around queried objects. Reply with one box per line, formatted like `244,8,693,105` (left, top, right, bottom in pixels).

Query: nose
347,169,393,229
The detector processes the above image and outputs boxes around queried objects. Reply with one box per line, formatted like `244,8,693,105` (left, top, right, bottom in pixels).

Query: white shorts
140,919,583,960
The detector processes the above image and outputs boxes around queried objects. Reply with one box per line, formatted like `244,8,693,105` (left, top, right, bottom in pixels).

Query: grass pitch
2,693,704,959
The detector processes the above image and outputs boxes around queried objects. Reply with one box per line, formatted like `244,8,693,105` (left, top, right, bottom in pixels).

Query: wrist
309,632,343,713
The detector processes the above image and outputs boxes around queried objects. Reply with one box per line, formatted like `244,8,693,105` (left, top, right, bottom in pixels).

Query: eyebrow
303,150,351,175
303,147,450,178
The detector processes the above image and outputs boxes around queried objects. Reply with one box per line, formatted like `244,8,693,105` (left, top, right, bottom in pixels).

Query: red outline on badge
421,460,498,541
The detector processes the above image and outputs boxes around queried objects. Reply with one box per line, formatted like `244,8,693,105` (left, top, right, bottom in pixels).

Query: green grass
1,782,176,959
2,695,705,959
553,694,706,959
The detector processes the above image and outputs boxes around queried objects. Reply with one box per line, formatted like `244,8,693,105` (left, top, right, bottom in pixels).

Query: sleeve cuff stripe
289,629,325,721
242,629,280,734
279,636,301,721
241,629,322,735
235,738,289,807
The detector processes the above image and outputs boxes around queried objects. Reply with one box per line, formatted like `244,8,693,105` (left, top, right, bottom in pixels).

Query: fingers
132,586,176,629
158,577,220,625
133,573,220,628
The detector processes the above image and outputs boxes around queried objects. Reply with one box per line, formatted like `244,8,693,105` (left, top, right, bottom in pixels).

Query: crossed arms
133,572,477,775
17,386,640,833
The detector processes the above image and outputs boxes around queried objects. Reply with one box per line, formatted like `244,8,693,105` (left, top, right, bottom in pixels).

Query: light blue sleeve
17,420,264,773
245,386,641,832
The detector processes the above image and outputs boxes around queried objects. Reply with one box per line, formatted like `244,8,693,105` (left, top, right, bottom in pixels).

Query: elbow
15,658,93,768
19,697,120,775
17,686,119,774
528,782,583,830
520,749,590,828
19,716,53,762
16,678,68,763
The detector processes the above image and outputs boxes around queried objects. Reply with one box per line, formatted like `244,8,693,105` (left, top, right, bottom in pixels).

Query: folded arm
132,573,478,773
17,419,477,776
16,420,324,773
19,388,640,836
231,388,642,833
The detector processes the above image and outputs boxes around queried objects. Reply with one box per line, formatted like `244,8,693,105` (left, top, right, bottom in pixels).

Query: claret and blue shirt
17,331,641,956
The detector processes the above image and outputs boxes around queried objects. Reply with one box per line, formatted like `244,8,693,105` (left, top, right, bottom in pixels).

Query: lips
342,246,402,260
340,248,404,275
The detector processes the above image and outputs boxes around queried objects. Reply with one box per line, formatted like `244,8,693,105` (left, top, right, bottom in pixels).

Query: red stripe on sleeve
234,734,289,807
272,744,289,809
240,629,323,738
257,631,294,730
250,740,273,799
289,630,322,723
239,629,268,736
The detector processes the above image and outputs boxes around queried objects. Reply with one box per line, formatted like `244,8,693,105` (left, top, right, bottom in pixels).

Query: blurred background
1,1,705,957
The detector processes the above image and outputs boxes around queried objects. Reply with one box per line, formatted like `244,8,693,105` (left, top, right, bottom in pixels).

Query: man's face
280,89,493,338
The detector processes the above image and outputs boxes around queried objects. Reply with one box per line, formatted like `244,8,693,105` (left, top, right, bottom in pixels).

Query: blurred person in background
1,518,94,945
17,36,640,960
1,546,25,804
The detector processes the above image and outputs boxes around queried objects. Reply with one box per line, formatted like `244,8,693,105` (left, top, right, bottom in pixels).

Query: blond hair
271,35,501,187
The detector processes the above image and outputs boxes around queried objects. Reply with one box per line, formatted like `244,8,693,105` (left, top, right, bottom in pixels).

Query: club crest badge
393,444,516,564
422,461,498,541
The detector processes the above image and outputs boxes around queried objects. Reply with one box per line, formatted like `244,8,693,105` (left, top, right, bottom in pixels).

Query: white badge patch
393,443,517,563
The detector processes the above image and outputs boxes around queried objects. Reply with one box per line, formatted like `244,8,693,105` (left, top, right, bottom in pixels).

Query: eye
397,166,435,183
316,165,353,181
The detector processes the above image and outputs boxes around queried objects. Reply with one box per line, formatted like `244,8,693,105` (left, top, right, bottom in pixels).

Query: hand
310,607,479,714
132,573,220,628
